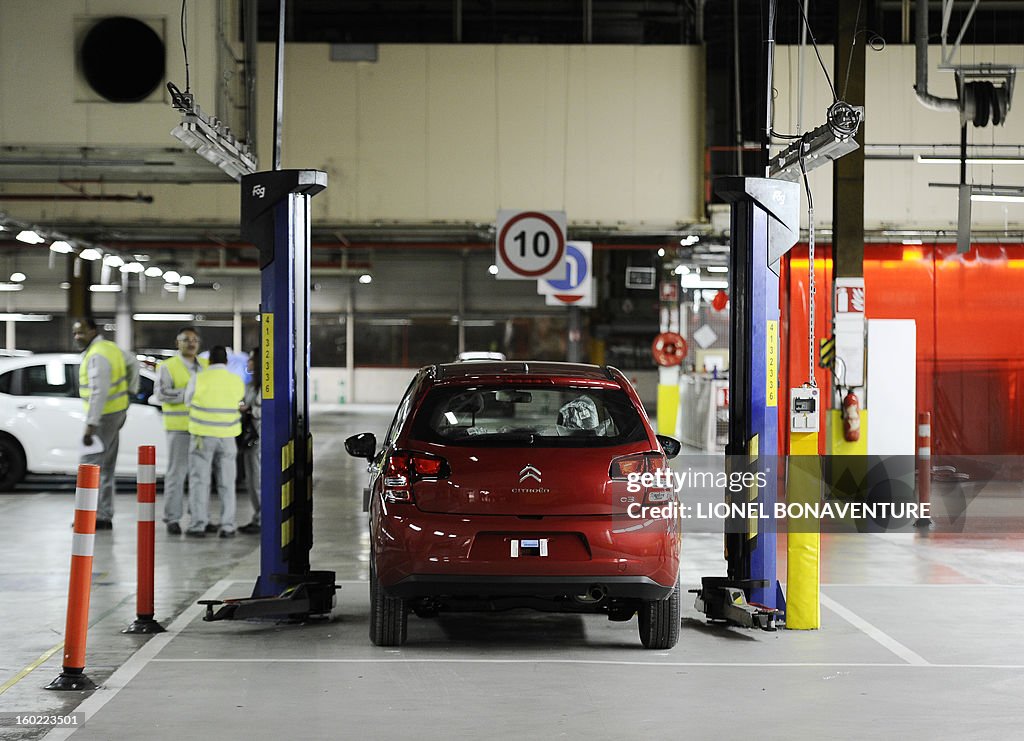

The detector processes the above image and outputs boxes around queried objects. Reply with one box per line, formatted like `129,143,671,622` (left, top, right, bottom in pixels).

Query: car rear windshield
410,384,648,447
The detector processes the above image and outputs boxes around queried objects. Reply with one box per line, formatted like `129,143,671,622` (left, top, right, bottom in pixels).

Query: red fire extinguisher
842,389,861,442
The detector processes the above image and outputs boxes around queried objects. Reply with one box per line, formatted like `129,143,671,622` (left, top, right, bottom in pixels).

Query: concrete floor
2,408,1023,740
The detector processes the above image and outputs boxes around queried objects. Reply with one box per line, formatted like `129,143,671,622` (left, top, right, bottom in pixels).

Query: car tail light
609,452,672,503
383,450,449,503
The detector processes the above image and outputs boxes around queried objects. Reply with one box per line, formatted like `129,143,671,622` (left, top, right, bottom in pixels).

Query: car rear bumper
386,574,674,600
373,506,680,596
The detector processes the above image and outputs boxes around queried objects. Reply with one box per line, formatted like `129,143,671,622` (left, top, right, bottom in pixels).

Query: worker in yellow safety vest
183,345,245,538
154,327,207,534
73,317,140,529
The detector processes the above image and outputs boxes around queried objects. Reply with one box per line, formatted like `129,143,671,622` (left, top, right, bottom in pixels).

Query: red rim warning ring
651,332,687,367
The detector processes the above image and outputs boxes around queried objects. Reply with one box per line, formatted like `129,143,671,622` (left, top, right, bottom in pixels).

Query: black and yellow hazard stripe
819,335,836,369
280,438,295,551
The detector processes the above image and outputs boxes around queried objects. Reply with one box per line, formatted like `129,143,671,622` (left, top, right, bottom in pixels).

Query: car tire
638,577,680,649
369,556,408,646
0,434,26,491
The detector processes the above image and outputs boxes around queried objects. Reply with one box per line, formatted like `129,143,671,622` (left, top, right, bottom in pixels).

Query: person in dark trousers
73,317,139,529
239,348,262,534
154,327,207,534
184,345,245,538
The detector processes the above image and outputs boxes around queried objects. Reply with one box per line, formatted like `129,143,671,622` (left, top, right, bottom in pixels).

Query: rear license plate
510,538,548,557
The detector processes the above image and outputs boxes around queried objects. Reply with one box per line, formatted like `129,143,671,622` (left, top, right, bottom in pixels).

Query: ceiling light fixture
0,283,25,292
144,266,163,278
358,274,373,284
89,284,121,292
163,270,181,283
168,84,257,182
49,240,75,254
78,248,102,261
10,272,26,282
103,254,124,268
133,313,197,321
178,275,196,286
121,262,145,274
16,230,45,244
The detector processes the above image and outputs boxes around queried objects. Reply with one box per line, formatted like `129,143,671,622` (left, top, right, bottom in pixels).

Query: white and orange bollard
46,464,100,691
915,411,933,528
124,446,165,634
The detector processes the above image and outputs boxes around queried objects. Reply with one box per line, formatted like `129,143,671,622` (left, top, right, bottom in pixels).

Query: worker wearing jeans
184,345,245,538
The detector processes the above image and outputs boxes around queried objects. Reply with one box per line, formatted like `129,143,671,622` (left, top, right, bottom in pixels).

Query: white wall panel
0,0,217,146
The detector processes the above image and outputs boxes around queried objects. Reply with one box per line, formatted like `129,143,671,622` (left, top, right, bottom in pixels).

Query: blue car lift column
692,177,799,630
200,169,337,622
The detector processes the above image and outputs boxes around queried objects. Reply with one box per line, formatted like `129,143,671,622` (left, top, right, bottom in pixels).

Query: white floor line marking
43,579,234,741
820,592,931,666
146,658,1024,669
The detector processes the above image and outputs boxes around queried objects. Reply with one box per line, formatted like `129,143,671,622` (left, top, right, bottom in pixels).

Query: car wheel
638,577,680,649
369,555,408,647
0,434,26,491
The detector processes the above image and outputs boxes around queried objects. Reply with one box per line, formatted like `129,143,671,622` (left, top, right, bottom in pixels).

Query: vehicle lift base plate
691,577,779,631
199,571,338,622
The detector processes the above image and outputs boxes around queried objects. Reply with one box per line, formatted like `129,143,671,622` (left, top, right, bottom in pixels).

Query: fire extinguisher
842,389,861,442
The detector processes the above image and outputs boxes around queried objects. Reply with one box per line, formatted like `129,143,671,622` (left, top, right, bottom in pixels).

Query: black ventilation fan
80,17,165,103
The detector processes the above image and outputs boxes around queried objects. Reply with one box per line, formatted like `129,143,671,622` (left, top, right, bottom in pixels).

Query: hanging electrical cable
798,137,816,387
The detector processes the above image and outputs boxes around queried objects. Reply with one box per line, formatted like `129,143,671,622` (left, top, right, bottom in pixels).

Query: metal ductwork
914,0,959,111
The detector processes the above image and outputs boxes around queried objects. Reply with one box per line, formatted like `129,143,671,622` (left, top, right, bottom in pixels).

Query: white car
0,353,168,489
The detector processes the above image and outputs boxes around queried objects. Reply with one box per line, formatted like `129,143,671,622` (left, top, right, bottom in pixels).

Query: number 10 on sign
495,210,567,281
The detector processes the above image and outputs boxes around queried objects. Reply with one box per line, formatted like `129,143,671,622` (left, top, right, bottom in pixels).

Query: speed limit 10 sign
495,209,567,280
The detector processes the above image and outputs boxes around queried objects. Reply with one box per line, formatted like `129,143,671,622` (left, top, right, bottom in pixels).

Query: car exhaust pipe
575,584,609,604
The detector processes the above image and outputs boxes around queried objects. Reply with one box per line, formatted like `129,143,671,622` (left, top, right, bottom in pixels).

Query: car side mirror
345,432,377,461
656,434,681,459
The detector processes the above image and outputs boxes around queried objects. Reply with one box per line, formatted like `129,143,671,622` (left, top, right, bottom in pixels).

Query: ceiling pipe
915,0,959,111
0,193,153,203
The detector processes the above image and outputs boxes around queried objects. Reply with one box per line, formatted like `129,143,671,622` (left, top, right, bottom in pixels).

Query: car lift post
692,177,799,630
199,169,337,622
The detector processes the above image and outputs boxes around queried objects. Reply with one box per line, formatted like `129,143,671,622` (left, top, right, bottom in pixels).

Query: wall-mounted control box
790,387,820,433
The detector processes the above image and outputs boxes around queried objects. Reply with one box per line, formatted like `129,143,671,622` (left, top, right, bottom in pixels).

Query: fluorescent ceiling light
0,283,25,292
706,266,729,273
971,194,1024,203
89,284,121,292
121,262,144,273
103,254,124,267
163,270,181,283
49,240,74,254
901,239,924,245
133,313,197,321
178,275,195,286
0,313,52,321
16,230,45,244
915,155,1024,165
9,272,26,282
680,275,728,289
144,266,163,277
78,248,102,261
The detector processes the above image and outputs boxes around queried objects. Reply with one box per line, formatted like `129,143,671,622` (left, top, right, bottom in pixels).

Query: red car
345,361,682,648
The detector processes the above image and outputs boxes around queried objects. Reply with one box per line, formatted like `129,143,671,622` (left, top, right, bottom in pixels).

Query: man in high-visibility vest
73,317,140,529
184,345,245,538
154,327,207,534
